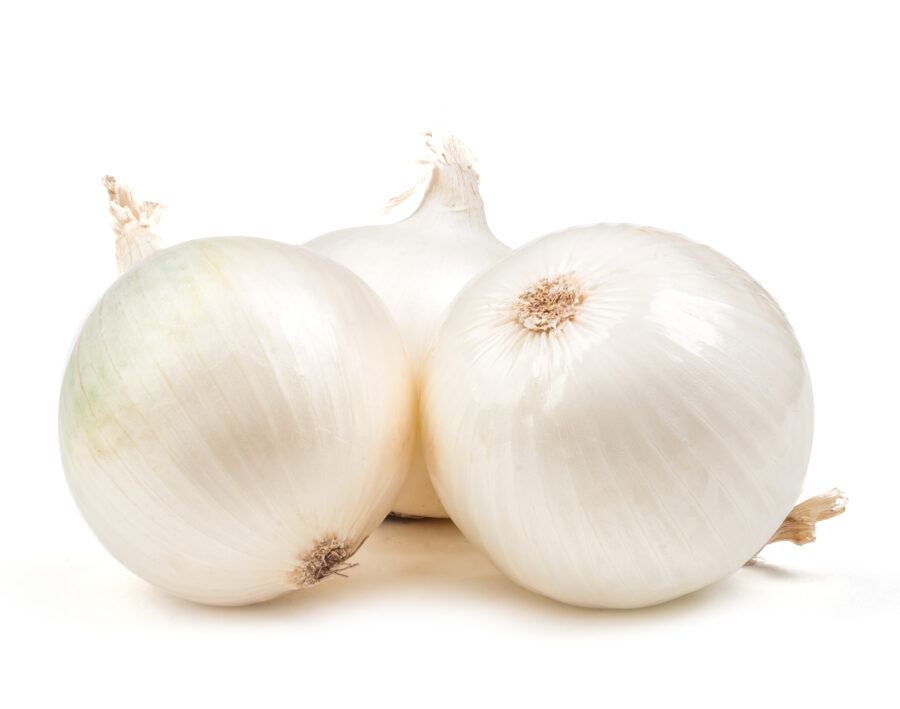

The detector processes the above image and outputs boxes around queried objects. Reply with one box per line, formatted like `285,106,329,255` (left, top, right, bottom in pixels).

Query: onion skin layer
422,224,813,609
60,238,416,606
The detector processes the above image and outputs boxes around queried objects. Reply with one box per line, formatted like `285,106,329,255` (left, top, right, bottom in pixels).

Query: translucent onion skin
422,224,814,608
59,238,416,605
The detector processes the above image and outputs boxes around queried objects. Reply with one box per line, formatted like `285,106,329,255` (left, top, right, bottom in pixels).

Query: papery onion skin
306,135,510,517
422,224,814,608
59,237,416,606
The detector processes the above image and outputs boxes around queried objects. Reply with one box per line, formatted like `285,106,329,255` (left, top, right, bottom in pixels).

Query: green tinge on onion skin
60,204,416,605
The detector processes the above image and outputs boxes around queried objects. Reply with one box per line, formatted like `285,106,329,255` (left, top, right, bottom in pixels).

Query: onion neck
407,163,490,231
103,175,163,274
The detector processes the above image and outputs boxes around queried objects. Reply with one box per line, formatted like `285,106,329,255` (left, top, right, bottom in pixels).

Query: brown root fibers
290,535,359,588
515,273,584,332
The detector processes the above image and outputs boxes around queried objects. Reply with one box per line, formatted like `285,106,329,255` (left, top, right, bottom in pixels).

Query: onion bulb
59,178,416,605
422,223,815,608
306,133,510,517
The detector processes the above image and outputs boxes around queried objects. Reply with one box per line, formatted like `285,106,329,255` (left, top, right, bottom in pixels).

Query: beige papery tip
423,130,477,168
746,488,848,565
381,131,479,214
103,175,164,274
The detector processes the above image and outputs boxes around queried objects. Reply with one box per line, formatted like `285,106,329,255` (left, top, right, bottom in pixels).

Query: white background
1,1,897,706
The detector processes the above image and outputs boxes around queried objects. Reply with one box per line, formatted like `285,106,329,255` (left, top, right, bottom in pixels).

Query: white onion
60,186,416,605
422,223,814,608
306,133,510,517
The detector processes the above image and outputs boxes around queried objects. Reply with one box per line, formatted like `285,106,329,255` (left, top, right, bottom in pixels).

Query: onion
306,133,510,517
59,179,416,605
422,223,816,608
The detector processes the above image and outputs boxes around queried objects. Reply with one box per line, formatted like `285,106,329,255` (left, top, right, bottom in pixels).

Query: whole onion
422,223,815,608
